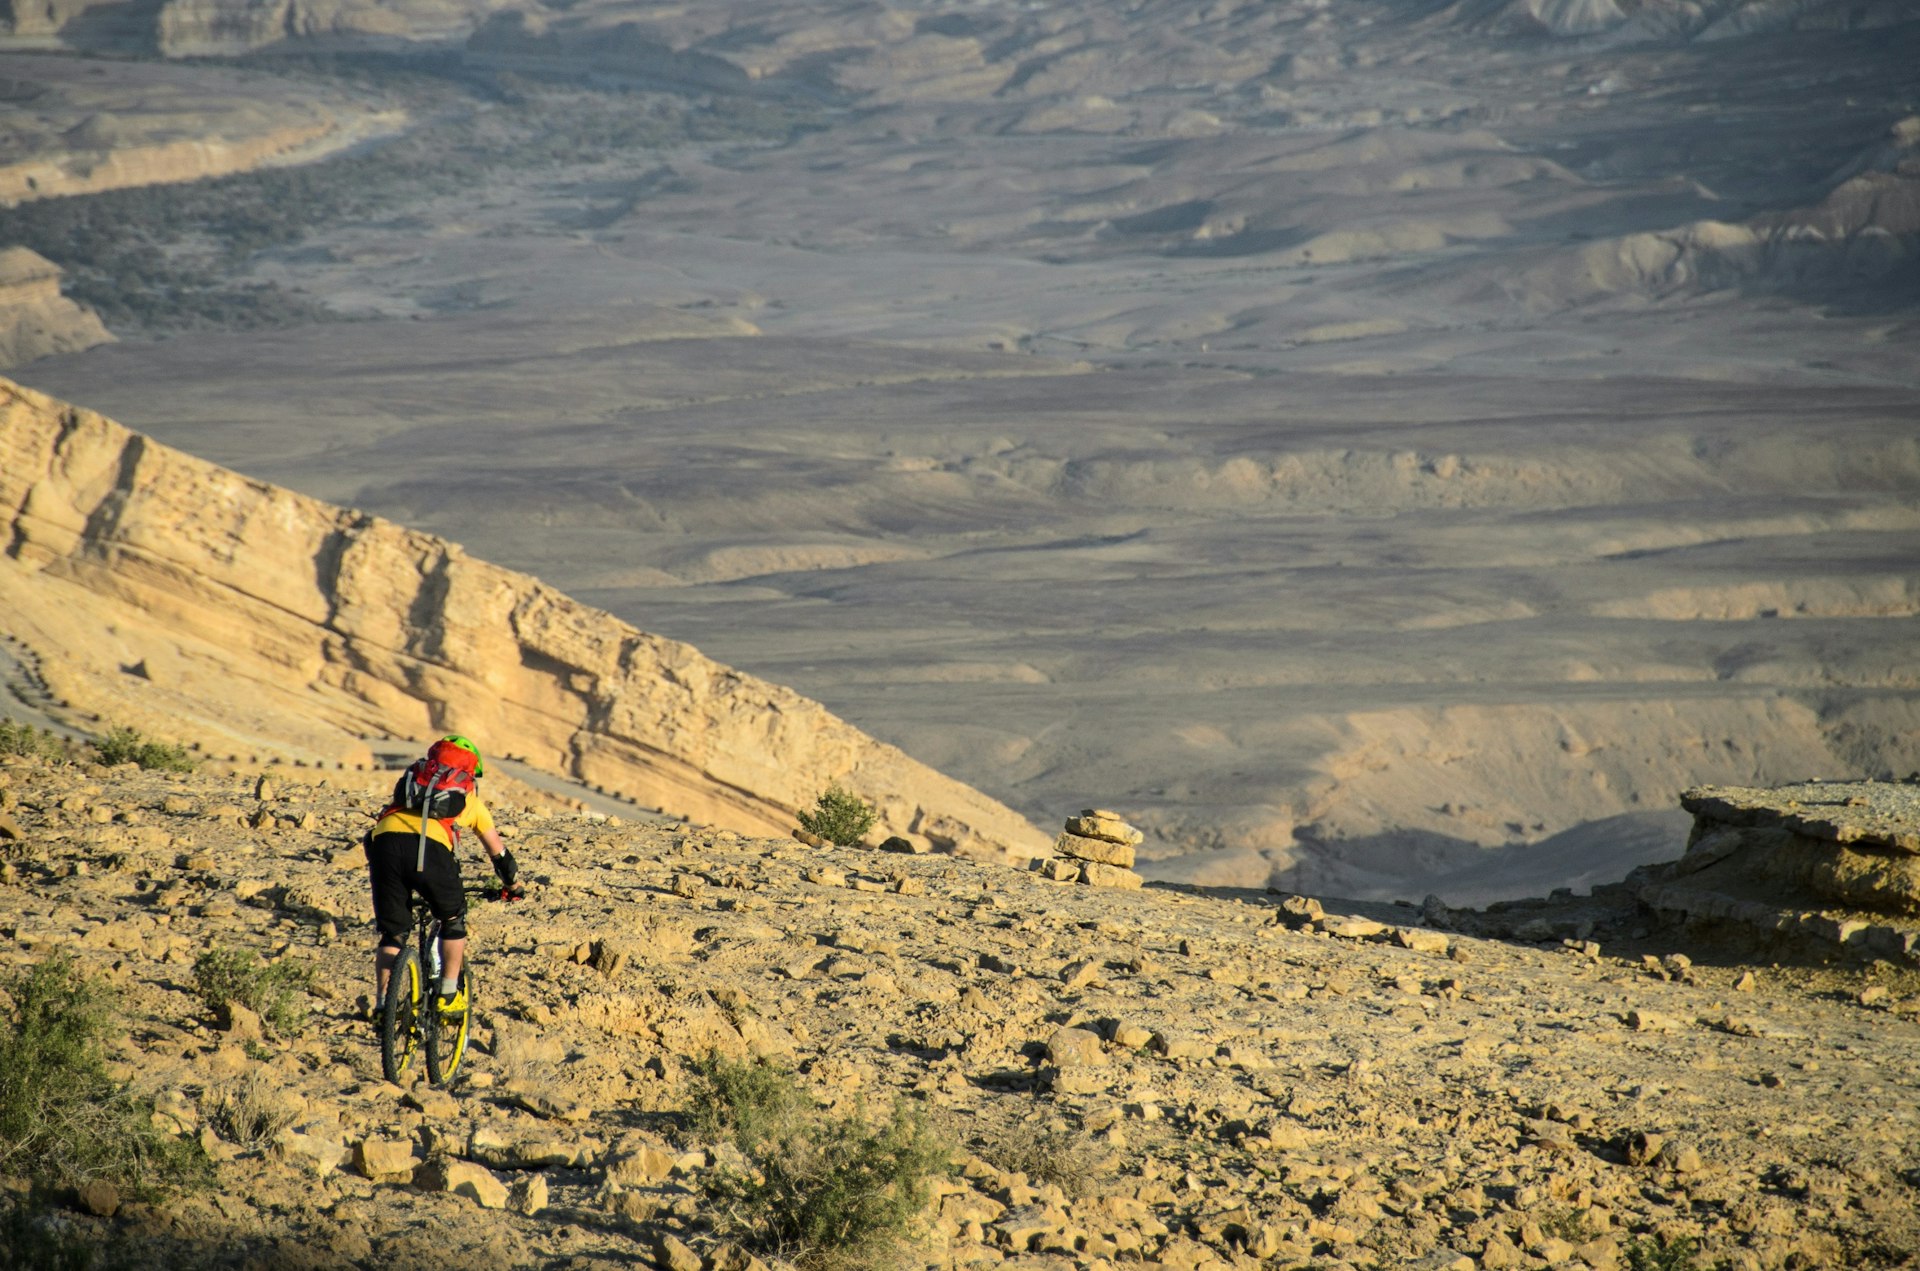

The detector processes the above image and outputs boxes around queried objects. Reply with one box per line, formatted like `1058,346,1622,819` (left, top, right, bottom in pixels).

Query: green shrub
191,947,313,1038
689,1056,952,1270
91,728,194,773
687,1053,809,1151
0,954,208,1195
796,784,878,847
1624,1236,1723,1271
713,1102,952,1271
0,721,60,761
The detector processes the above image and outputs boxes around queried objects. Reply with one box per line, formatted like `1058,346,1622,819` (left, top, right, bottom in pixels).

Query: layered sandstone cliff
1628,780,1920,962
0,377,1049,859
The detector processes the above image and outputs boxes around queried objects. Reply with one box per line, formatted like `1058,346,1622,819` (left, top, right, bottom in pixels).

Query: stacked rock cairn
1035,809,1145,889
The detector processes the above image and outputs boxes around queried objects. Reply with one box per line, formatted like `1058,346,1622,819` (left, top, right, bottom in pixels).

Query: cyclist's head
435,733,485,778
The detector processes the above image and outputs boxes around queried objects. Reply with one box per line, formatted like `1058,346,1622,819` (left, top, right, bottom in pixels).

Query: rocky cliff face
0,377,1049,858
1628,780,1920,962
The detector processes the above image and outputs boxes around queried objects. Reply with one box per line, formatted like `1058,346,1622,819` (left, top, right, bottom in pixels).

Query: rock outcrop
0,249,112,367
1628,780,1920,962
0,377,1050,860
0,55,409,207
1520,113,1920,311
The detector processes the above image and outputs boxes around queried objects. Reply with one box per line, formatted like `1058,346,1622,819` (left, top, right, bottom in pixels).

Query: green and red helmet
430,733,485,778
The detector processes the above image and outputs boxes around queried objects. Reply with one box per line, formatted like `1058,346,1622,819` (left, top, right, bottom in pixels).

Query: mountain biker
365,735,521,1016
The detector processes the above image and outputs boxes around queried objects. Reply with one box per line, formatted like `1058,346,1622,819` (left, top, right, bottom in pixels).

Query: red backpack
385,741,479,867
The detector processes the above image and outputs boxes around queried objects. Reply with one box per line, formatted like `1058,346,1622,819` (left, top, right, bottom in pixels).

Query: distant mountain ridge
6,0,1914,66
0,377,1050,860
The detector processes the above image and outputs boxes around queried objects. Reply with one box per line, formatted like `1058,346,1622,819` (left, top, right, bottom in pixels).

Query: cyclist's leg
415,840,468,1001
366,838,413,1001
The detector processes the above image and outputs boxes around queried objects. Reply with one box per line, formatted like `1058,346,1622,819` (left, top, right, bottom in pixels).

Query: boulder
1045,1026,1107,1067
215,1001,264,1041
1064,812,1144,847
1031,857,1078,882
1079,862,1143,890
655,1235,703,1271
509,1174,547,1216
353,1137,417,1180
415,1158,510,1209
605,1145,677,1187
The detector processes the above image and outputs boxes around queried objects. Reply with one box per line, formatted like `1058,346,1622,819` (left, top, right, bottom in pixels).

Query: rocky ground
2,752,1919,1270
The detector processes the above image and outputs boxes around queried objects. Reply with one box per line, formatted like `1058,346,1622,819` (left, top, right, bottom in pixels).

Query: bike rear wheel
380,945,424,1083
426,965,472,1087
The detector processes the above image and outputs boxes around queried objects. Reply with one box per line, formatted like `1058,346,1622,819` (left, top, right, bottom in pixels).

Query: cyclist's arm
478,826,506,860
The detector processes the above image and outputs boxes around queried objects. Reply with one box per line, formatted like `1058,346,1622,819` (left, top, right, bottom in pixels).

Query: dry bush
207,1070,297,1151
977,1120,1102,1200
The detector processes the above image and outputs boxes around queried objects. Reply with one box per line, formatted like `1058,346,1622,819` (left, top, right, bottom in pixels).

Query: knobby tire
426,965,472,1086
380,945,423,1084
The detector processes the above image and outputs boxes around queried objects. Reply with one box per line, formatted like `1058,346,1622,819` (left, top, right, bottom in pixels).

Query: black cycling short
366,831,467,945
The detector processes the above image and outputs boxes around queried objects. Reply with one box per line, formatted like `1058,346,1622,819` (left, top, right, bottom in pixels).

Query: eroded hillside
9,0,1919,901
1,753,1917,1269
0,377,1047,859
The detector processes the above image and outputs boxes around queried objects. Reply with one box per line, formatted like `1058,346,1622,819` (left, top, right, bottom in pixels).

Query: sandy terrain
13,0,1920,903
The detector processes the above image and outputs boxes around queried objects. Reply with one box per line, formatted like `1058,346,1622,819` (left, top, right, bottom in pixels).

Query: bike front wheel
426,965,472,1087
380,946,424,1084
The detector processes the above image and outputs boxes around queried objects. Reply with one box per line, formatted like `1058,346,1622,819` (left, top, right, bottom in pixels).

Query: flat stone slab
1055,831,1136,868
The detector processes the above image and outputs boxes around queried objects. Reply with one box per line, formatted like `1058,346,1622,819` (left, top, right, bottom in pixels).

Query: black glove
493,850,518,888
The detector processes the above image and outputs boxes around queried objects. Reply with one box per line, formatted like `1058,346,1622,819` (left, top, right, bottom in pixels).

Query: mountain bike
380,896,474,1087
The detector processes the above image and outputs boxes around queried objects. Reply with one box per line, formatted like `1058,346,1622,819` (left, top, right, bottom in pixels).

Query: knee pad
439,914,468,941
377,933,406,951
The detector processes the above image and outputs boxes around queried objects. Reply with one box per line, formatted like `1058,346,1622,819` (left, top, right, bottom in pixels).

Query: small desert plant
796,783,878,847
979,1122,1101,1199
91,727,194,773
687,1052,810,1150
0,720,60,761
1624,1236,1724,1271
689,1055,952,1270
1538,1205,1597,1243
711,1101,952,1271
207,1070,297,1151
0,954,208,1195
191,946,314,1038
